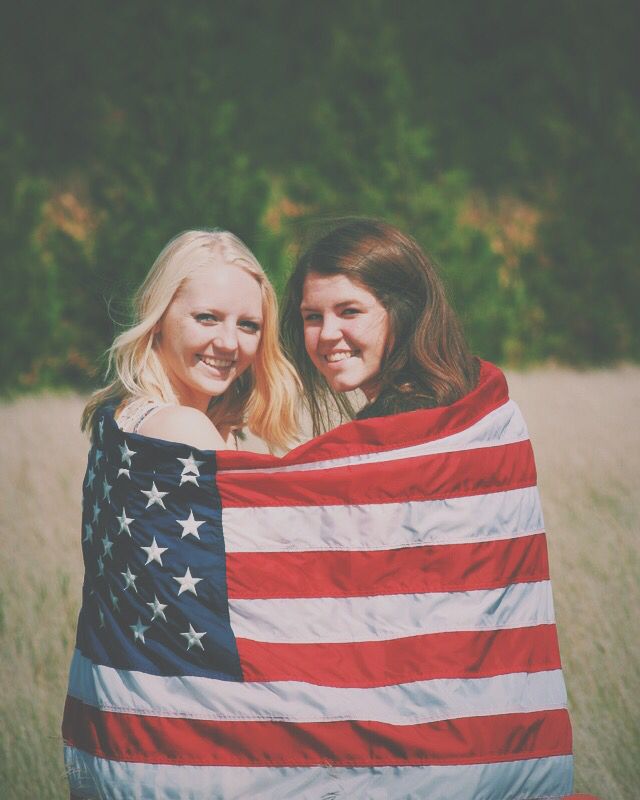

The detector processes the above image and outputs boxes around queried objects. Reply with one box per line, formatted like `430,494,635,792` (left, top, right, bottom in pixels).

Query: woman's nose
212,324,238,352
319,315,342,343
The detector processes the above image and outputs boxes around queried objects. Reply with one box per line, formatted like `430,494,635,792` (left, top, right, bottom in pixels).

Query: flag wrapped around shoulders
63,360,574,799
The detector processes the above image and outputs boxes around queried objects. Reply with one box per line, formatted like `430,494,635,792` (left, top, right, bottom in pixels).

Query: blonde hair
83,229,300,450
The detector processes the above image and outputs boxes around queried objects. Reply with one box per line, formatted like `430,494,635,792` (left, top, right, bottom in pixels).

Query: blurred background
2,0,639,391
1,2,639,798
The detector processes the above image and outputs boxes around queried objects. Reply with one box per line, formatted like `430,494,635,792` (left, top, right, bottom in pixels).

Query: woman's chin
206,378,234,398
323,374,362,394
188,373,235,403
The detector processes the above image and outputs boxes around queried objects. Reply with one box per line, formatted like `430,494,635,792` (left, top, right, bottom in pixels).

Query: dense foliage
2,0,638,391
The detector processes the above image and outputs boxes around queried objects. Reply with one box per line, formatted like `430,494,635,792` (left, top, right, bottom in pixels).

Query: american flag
63,360,574,799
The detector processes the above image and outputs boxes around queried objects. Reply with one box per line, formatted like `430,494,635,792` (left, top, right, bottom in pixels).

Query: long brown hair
281,218,478,435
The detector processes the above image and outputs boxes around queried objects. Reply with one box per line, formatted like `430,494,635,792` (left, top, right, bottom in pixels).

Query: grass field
1,367,638,799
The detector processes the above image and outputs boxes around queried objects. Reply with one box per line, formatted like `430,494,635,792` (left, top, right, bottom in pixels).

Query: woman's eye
303,313,322,323
239,320,260,333
342,308,361,316
195,313,217,323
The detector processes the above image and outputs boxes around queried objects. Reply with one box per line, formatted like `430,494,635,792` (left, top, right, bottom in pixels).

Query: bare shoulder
139,406,227,450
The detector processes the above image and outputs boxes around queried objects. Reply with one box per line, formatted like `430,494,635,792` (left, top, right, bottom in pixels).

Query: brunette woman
279,218,576,800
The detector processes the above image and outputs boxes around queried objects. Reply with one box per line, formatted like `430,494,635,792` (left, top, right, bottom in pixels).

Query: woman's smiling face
155,263,263,411
301,272,389,400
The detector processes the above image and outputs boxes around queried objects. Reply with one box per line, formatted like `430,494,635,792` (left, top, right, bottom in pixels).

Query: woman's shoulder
138,404,227,451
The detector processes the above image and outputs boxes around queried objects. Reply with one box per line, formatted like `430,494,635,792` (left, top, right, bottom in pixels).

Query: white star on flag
130,617,150,644
116,508,134,536
176,510,205,539
119,441,137,467
118,468,131,480
102,478,112,502
95,449,103,465
98,607,105,628
109,587,120,611
180,623,206,651
177,452,204,476
121,565,139,592
98,418,104,442
92,501,101,523
86,467,96,489
179,473,199,487
101,534,114,559
141,537,168,566
146,595,168,622
141,482,168,509
83,523,93,543
173,567,203,596
97,555,105,577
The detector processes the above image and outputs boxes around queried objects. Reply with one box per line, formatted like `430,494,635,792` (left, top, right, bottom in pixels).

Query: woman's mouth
198,355,235,370
324,350,359,363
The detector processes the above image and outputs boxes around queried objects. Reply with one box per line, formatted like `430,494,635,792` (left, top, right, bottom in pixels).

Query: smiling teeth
325,351,356,363
200,356,234,368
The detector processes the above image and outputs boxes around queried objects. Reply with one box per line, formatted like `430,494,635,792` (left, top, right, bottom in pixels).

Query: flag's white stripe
223,486,544,553
229,581,555,644
221,399,526,475
64,748,574,800
67,649,567,725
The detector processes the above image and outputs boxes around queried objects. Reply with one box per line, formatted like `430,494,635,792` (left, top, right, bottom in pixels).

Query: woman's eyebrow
300,299,363,312
334,299,364,308
193,306,262,321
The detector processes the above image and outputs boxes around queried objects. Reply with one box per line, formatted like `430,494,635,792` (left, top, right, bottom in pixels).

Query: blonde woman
62,230,299,799
82,228,299,449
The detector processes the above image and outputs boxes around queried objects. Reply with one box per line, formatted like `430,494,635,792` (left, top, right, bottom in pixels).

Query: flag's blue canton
76,408,242,680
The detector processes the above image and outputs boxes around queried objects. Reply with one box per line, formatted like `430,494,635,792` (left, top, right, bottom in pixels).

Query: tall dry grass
0,368,638,799
0,393,87,798
507,366,640,800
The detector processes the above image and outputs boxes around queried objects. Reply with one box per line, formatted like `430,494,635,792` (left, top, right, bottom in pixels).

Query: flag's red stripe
217,440,535,508
216,360,507,470
226,533,549,600
237,624,561,687
63,696,571,767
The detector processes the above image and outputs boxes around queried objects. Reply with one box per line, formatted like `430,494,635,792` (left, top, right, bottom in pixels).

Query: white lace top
115,397,172,434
